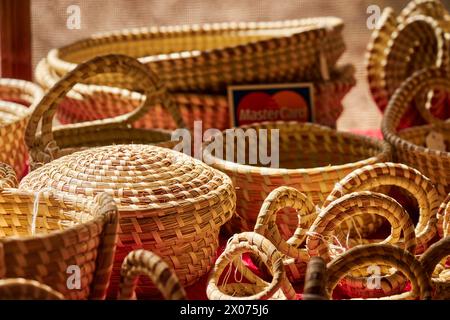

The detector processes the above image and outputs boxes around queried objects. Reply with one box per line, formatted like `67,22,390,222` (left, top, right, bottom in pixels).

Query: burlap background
31,0,450,130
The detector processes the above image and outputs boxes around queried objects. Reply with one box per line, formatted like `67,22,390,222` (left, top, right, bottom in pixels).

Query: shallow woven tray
36,58,355,130
203,121,392,234
19,144,236,298
0,79,43,177
382,67,450,200
0,163,118,300
43,18,345,93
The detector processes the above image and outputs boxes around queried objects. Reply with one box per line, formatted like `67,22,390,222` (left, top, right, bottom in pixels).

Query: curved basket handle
419,236,450,278
26,54,185,165
436,194,450,237
0,278,64,300
207,232,296,300
326,244,432,300
399,0,448,22
323,162,439,253
253,186,317,262
382,67,450,135
302,257,327,300
307,191,416,262
0,163,18,189
118,249,187,300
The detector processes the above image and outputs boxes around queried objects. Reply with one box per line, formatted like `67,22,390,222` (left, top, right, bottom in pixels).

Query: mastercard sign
227,83,315,126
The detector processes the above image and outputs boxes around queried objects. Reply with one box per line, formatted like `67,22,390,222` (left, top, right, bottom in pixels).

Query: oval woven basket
0,278,64,300
36,58,355,130
382,67,450,200
0,163,119,300
44,18,345,93
19,144,236,298
26,54,184,170
0,79,44,177
325,243,432,300
207,232,296,300
367,0,450,116
203,121,392,234
118,249,187,300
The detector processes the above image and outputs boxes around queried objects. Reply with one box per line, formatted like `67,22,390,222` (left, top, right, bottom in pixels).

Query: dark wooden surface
0,0,32,80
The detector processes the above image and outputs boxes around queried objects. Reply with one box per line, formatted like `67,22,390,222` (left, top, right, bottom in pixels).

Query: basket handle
0,278,64,300
419,236,450,279
399,0,448,22
25,54,185,164
326,243,432,300
437,194,450,237
253,186,317,262
322,162,439,253
306,191,416,262
0,163,18,189
382,67,450,135
118,249,187,300
302,257,327,300
207,232,296,300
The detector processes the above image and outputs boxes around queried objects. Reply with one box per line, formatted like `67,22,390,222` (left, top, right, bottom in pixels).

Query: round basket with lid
19,144,236,297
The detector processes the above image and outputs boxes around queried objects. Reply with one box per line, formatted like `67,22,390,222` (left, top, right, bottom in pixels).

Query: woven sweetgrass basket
26,54,184,170
203,121,391,234
382,67,450,201
367,0,450,114
44,18,345,93
325,243,432,300
0,278,64,300
306,162,439,298
0,163,119,300
118,249,187,300
36,58,355,130
19,144,236,298
420,236,450,299
207,232,296,300
0,79,43,177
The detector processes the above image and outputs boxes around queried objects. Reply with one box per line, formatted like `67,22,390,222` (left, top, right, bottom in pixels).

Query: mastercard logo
237,90,310,125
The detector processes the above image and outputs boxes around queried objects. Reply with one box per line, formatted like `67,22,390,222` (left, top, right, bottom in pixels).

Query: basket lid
19,144,235,219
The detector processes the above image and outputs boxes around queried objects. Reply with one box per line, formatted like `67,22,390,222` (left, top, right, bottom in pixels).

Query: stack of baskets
0,79,43,177
35,18,355,130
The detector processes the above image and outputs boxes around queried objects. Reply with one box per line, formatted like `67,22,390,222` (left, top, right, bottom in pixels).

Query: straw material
44,18,345,93
302,257,327,300
382,67,450,198
0,79,44,177
26,54,184,170
0,278,64,300
36,58,355,130
118,249,187,300
0,163,119,300
325,243,432,300
203,121,392,235
19,144,236,297
207,232,296,300
367,0,450,112
437,194,450,237
320,162,440,254
419,237,450,299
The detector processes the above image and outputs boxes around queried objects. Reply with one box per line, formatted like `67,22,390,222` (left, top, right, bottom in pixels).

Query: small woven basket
325,243,432,300
0,278,64,300
382,67,450,199
19,144,236,298
367,0,450,117
0,79,44,177
0,163,119,300
203,121,391,234
118,249,187,300
44,18,345,93
419,237,450,300
26,54,184,170
36,58,355,130
207,232,296,300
